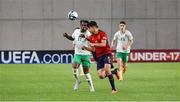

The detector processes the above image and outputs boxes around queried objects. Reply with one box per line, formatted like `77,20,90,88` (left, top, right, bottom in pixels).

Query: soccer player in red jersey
82,21,118,93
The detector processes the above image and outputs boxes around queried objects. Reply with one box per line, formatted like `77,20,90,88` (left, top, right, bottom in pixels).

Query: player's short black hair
80,20,89,24
88,21,98,28
120,20,126,25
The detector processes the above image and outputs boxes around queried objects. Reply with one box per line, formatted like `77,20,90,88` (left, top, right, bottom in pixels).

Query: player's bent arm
126,32,134,47
90,40,106,47
111,33,117,49
63,33,74,41
111,40,116,49
128,39,133,46
82,46,95,52
125,39,133,48
85,37,90,41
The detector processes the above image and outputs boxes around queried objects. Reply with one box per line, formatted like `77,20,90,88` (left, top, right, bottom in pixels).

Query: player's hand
90,43,95,47
122,46,128,50
81,46,86,50
111,44,115,49
63,33,68,37
79,34,85,38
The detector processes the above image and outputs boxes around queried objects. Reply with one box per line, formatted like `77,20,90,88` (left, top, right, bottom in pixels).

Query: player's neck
94,29,99,34
80,29,86,33
120,30,126,34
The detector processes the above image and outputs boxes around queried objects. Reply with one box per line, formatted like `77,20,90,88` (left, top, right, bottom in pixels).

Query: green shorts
73,54,91,68
116,52,129,63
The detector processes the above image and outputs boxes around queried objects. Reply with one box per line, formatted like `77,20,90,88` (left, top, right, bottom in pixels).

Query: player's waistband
74,53,91,56
96,52,111,58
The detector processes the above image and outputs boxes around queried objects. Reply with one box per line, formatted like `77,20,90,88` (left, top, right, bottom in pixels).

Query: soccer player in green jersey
111,21,133,81
63,20,95,92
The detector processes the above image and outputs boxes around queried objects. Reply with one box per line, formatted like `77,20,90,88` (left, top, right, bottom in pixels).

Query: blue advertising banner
1,49,179,64
0,50,74,64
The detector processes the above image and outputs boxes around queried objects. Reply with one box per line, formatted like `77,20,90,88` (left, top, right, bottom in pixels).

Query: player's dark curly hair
120,20,126,25
80,20,89,24
88,21,98,28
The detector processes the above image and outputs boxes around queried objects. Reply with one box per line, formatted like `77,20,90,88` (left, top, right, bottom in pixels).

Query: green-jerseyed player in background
111,20,134,81
63,20,95,92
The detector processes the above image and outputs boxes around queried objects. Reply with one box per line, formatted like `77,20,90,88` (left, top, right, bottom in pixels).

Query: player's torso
73,29,90,55
89,30,111,58
116,30,131,53
89,33,100,43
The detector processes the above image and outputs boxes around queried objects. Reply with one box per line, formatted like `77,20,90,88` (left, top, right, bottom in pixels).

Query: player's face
88,26,95,34
119,24,126,31
80,22,88,33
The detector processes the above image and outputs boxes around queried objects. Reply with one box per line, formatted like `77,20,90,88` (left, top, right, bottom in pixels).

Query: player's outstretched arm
63,33,74,41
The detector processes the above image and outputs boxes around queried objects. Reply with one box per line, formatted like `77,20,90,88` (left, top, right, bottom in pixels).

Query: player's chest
90,35,101,43
74,34,86,42
117,34,128,41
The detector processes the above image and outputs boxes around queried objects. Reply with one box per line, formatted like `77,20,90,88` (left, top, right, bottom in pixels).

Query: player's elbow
70,38,75,41
101,40,107,47
130,39,133,44
101,42,106,47
101,44,106,47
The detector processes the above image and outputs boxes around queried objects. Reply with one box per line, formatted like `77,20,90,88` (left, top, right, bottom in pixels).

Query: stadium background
0,0,180,50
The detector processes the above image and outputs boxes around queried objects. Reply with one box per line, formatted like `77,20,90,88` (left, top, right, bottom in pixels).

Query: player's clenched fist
90,43,95,47
79,34,85,38
63,33,68,37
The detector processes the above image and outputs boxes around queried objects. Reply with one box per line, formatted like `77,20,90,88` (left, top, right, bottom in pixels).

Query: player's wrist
90,43,95,47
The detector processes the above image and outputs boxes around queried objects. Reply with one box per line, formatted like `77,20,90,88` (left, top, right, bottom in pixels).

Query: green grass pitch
0,63,180,101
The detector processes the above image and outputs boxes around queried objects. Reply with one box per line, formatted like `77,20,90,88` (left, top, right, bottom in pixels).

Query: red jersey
89,30,111,58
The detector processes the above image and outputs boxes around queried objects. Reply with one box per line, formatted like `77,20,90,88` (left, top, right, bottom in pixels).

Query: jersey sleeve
127,31,133,40
112,31,118,41
72,29,78,38
86,31,92,37
100,32,108,40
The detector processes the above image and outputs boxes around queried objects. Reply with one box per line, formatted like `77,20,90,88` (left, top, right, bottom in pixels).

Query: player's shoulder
98,30,108,40
75,27,80,30
73,28,80,34
74,27,80,31
115,30,120,35
125,30,132,35
99,30,106,36
86,30,91,35
125,30,133,38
